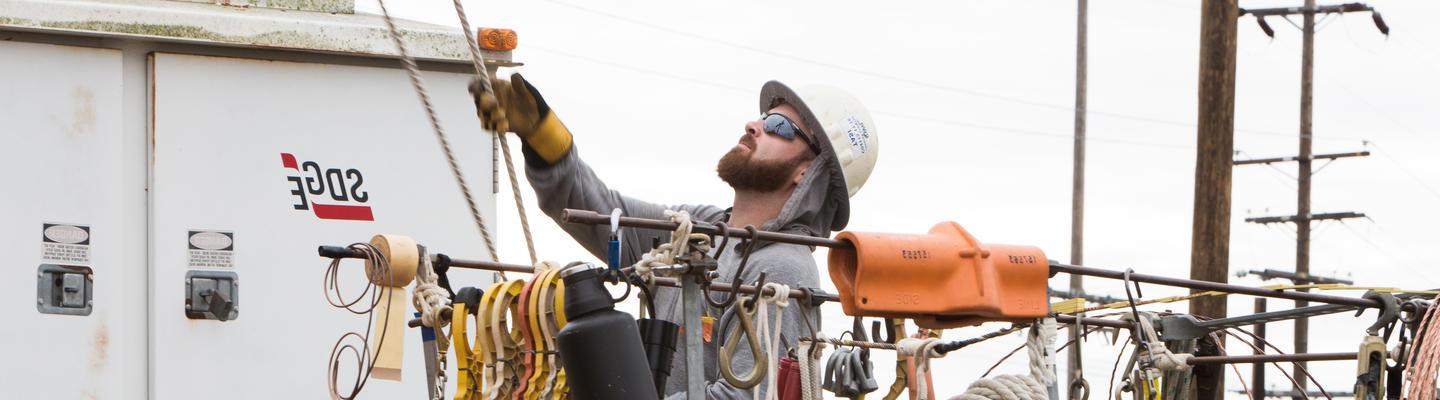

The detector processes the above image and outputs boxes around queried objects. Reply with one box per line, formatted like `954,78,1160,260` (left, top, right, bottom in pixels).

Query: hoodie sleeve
523,144,728,265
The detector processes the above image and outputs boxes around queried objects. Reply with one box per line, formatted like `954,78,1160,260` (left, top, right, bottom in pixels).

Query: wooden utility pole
1067,0,1087,396
1192,0,1239,398
1235,4,1385,398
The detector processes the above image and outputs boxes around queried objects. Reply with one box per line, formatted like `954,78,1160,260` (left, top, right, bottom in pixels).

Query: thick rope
758,283,791,400
411,253,452,350
373,0,499,264
798,337,826,400
1405,293,1440,400
446,0,539,265
632,210,711,284
949,318,1057,400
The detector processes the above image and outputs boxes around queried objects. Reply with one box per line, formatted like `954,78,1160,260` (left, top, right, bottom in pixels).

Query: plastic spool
368,234,419,287
366,233,419,381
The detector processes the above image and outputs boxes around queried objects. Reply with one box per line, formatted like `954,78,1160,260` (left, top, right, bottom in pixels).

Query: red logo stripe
281,153,298,170
312,204,374,221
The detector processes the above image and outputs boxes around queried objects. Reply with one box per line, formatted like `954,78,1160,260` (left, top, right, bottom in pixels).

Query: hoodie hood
754,81,855,239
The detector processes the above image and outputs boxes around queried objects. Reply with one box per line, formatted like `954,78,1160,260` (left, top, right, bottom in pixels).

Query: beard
716,140,810,192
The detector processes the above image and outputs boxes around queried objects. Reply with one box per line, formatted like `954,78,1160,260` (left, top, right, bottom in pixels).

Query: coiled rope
1405,293,1440,400
411,252,452,349
949,318,1058,400
632,209,711,285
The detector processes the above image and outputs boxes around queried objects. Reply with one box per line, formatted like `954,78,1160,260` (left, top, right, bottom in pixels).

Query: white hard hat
759,81,879,197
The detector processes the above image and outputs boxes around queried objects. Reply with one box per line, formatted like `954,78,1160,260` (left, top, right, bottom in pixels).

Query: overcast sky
359,0,1439,396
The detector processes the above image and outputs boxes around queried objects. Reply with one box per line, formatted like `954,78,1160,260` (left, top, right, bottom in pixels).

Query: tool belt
828,221,1049,329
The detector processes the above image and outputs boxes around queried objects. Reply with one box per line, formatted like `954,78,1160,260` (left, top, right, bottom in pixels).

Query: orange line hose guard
828,222,1050,329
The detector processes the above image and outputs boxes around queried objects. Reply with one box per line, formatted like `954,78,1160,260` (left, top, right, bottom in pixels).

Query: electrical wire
540,0,1311,140
525,45,1196,151
324,242,393,400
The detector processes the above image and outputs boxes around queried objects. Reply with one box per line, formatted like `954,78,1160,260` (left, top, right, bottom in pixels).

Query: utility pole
1236,270,1352,400
1192,1,1239,398
1068,0,1087,397
1236,4,1386,399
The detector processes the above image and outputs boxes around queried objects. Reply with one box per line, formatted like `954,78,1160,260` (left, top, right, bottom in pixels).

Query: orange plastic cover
827,222,1049,329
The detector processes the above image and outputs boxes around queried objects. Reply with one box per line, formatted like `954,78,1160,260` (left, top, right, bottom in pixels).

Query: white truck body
0,1,506,398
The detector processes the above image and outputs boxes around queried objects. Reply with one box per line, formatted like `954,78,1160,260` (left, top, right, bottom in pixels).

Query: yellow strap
486,280,525,400
522,264,555,400
453,302,483,400
535,266,568,399
475,283,504,399
1050,298,1086,314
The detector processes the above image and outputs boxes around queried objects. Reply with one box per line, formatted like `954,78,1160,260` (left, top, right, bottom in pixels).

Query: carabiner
719,295,768,389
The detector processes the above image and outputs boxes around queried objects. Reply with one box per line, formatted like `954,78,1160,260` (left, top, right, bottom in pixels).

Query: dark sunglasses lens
763,114,798,140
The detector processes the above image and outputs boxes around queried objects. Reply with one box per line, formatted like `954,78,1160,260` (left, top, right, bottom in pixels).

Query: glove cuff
526,113,572,164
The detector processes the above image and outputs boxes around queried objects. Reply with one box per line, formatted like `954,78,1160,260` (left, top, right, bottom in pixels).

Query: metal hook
1355,290,1399,336
797,290,824,359
710,221,732,260
704,225,762,309
718,295,768,389
1121,268,1152,355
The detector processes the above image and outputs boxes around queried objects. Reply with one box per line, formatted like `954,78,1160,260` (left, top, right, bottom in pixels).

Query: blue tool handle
607,237,621,273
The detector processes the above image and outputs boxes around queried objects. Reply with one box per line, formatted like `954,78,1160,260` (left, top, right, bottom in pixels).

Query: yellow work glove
470,73,573,164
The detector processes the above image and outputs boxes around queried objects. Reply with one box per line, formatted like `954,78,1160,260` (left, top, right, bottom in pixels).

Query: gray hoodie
523,142,847,399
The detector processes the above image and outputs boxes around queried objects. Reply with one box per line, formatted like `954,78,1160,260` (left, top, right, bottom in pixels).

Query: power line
527,45,1195,151
1367,141,1440,204
541,0,1340,140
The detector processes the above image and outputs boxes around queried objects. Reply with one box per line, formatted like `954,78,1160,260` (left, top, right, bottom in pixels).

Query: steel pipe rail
1186,352,1355,365
1049,263,1384,309
564,209,1387,308
561,209,852,249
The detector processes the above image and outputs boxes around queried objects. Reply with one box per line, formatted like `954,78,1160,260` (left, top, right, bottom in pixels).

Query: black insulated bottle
556,265,659,400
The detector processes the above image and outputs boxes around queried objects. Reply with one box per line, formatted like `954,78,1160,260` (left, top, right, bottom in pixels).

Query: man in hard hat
474,74,878,399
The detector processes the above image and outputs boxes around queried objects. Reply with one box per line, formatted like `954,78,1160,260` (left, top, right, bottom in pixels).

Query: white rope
1142,341,1192,372
411,254,452,349
632,209,711,284
759,283,791,400
445,0,539,266
798,336,826,400
1133,313,1188,373
948,318,1057,400
897,337,944,400
373,0,500,264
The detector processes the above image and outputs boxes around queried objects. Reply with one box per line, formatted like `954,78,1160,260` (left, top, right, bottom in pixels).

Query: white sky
359,0,1440,397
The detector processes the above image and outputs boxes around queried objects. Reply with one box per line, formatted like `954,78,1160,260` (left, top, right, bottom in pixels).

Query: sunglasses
761,113,821,155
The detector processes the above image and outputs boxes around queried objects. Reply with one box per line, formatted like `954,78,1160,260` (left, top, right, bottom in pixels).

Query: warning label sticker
42,223,91,265
187,230,235,269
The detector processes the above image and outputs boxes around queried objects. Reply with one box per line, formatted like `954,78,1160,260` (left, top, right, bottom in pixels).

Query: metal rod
1049,262,1382,309
681,273,705,398
1186,352,1354,365
326,244,1385,310
562,209,852,249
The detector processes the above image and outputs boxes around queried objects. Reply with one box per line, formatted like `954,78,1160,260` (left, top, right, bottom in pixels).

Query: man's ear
791,163,807,185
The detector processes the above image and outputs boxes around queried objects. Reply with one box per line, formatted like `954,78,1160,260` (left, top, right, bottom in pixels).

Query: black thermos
556,265,659,400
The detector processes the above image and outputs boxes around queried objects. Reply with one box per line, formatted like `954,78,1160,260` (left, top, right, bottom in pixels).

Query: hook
872,318,897,344
1121,268,1152,355
797,290,824,359
718,295,768,389
704,225,762,309
1355,290,1399,336
710,221,732,260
